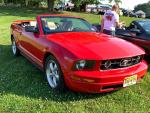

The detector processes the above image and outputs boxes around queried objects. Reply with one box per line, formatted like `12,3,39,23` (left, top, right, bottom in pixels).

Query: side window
129,22,141,31
35,24,39,33
129,23,137,29
41,18,60,34
29,21,39,34
128,22,143,38
72,19,90,30
41,17,93,34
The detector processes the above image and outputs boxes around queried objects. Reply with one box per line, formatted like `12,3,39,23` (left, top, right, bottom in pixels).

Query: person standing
100,4,124,35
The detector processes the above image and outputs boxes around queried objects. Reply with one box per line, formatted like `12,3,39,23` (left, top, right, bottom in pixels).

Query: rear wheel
11,38,20,56
45,55,66,92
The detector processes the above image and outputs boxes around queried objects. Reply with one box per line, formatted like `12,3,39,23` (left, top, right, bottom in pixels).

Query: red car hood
46,32,145,60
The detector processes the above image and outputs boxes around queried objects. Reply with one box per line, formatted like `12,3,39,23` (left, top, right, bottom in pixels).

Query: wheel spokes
50,63,54,71
46,60,59,89
54,71,59,79
54,64,57,70
12,41,16,54
52,76,57,87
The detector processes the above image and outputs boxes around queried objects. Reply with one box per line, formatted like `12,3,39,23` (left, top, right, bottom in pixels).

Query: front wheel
45,55,66,92
11,38,20,56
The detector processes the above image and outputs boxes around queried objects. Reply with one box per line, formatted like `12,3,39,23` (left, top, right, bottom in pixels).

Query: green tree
70,0,82,11
0,0,4,4
109,0,122,3
1,0,40,7
47,0,62,11
47,0,55,11
134,1,150,14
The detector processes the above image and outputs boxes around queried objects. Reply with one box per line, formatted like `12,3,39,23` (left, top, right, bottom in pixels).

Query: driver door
21,26,45,67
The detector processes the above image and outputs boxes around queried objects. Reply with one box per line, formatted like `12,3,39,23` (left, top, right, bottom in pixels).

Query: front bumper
65,60,148,93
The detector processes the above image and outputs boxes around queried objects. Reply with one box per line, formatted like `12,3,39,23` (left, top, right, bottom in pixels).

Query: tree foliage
0,0,41,7
71,0,99,6
0,0,57,10
109,0,122,3
47,0,55,11
134,1,150,14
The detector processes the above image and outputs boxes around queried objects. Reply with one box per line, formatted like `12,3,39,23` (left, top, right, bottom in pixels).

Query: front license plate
123,75,137,87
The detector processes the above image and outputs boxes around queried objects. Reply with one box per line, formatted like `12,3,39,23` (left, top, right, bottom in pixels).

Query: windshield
138,21,150,34
41,16,96,34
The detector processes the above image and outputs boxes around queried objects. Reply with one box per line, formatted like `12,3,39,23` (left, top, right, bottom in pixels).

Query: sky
100,0,149,10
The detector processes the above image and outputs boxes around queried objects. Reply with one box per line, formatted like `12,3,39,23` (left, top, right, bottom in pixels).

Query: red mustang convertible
11,14,148,93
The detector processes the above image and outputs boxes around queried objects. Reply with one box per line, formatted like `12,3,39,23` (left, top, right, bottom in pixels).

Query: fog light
71,75,96,83
82,78,95,83
71,75,81,81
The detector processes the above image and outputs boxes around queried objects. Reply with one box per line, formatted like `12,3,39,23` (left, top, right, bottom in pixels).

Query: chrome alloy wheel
46,60,60,88
12,39,17,55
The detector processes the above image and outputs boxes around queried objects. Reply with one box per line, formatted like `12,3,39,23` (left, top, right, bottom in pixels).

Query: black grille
100,55,143,70
102,84,123,90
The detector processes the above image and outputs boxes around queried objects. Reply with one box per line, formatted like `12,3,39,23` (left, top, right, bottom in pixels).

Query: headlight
134,56,141,64
73,60,96,70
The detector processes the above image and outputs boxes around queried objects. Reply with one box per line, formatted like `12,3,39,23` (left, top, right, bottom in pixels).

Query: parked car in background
146,13,150,19
11,15,148,93
54,3,65,11
123,10,138,17
121,9,139,18
129,12,138,18
135,10,146,18
122,9,130,16
93,20,150,56
86,4,111,14
121,8,127,15
115,20,150,55
66,2,74,11
86,4,97,12
97,4,112,15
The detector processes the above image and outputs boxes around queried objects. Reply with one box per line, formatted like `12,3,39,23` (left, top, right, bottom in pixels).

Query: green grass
0,7,150,113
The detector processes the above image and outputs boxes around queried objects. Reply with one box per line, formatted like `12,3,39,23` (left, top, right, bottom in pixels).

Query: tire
44,55,66,92
11,37,20,56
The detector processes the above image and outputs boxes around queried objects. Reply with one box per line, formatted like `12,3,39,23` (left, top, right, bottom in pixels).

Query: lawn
0,7,150,113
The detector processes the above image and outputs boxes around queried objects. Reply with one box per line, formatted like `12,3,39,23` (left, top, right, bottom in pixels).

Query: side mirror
25,26,38,33
91,26,98,32
130,28,141,34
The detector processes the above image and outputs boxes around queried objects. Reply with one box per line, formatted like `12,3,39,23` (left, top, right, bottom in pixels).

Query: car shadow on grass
0,44,116,102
